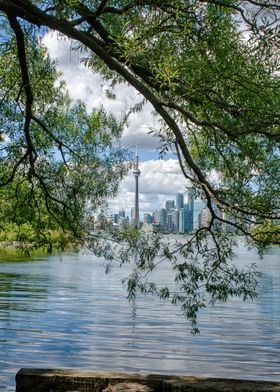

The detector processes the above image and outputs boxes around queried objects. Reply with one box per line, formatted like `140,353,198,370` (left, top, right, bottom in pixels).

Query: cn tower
132,147,141,227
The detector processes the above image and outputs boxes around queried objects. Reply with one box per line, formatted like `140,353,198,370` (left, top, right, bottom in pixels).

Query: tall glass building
185,189,195,232
165,200,175,213
176,193,184,210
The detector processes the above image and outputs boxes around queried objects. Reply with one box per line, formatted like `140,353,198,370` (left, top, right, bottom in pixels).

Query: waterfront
0,245,279,391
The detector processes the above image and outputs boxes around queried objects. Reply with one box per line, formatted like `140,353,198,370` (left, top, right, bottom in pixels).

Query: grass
0,246,50,262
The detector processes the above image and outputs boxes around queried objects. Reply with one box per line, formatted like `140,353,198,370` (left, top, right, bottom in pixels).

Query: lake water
0,244,279,391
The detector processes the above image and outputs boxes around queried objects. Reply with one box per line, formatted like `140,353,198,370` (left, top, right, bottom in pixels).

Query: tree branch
7,12,36,175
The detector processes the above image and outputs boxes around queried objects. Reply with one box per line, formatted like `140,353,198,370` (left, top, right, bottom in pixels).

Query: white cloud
42,32,159,150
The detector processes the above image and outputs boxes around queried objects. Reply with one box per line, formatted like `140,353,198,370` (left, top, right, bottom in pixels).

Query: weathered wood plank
15,369,280,392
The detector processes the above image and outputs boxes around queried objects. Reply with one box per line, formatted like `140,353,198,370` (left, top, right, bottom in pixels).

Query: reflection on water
0,246,279,391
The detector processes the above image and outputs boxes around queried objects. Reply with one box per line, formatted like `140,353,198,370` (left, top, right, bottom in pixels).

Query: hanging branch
7,13,37,176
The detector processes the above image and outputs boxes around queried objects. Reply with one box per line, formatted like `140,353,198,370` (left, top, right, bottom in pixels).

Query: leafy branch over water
88,228,262,333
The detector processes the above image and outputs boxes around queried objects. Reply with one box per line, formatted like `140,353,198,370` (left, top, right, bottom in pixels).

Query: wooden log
15,369,163,392
163,377,280,392
15,369,280,392
103,382,152,392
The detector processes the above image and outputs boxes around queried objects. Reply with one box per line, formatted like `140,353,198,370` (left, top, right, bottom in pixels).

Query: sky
42,33,204,221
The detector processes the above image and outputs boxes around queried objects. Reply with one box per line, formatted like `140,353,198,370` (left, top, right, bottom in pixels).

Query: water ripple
0,247,279,391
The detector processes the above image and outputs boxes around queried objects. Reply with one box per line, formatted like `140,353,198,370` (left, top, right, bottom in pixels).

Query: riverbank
0,239,78,261
0,223,80,258
0,246,50,261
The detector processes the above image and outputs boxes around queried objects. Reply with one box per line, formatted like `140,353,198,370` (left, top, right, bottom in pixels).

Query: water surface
0,245,279,391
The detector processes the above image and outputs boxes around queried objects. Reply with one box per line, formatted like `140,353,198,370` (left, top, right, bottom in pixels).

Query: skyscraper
176,193,184,210
185,189,195,232
119,208,126,219
165,200,175,213
167,213,173,231
179,208,185,233
183,203,189,232
171,209,179,232
132,147,141,226
154,208,167,228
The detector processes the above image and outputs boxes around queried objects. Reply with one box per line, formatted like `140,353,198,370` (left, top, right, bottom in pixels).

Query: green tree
0,20,127,249
0,0,279,331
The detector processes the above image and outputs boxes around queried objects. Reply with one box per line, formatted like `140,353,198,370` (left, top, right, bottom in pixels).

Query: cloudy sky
43,33,203,219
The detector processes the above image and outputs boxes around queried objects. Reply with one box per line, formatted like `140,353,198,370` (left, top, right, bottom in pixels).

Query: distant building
167,213,173,231
119,208,126,219
165,200,175,213
193,200,204,229
171,209,179,232
176,193,184,210
143,213,153,224
185,189,195,232
197,209,202,229
178,208,185,234
160,208,167,227
199,207,212,228
131,207,135,219
153,209,160,224
119,216,129,228
112,213,119,224
154,208,167,228
198,204,222,230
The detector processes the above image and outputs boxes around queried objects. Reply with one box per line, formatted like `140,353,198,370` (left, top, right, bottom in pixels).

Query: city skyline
150,189,195,233
112,190,205,232
110,152,205,230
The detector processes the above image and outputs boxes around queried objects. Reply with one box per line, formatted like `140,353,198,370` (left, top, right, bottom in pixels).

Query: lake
0,244,279,391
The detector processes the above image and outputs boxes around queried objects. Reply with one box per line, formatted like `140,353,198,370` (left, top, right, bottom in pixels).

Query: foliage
0,24,127,248
0,245,49,261
0,222,77,255
251,221,280,245
88,227,262,333
0,0,279,331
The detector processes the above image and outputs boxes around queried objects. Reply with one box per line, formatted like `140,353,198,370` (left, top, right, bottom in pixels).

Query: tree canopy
0,0,279,331
0,17,127,250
